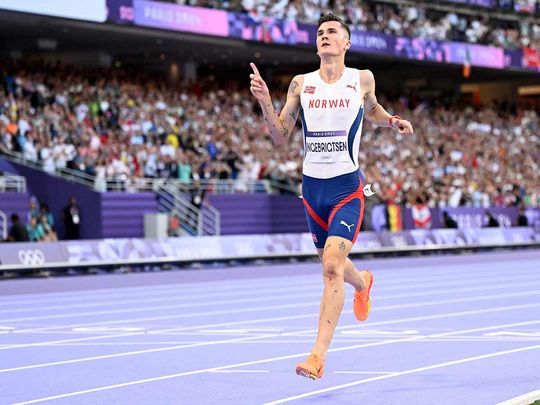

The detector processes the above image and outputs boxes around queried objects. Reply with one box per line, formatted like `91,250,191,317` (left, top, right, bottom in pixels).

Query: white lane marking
3,269,526,315
23,336,540,347
262,345,540,404
208,369,269,374
10,319,540,405
2,260,537,307
5,288,540,352
0,272,325,303
14,279,540,335
0,333,278,374
0,283,322,315
2,305,540,375
333,371,398,375
0,291,324,323
485,331,540,337
195,328,283,335
72,327,147,333
495,388,540,405
341,329,420,336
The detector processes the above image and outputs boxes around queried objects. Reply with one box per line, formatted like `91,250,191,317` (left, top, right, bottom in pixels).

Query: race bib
305,130,350,163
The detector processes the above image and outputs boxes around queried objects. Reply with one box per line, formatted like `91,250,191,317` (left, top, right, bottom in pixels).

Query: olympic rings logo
18,249,46,266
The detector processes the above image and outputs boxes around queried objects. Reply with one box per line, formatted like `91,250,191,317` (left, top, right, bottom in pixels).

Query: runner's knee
322,256,344,280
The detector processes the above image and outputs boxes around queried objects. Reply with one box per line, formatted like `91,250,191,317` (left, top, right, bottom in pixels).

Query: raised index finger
250,62,260,77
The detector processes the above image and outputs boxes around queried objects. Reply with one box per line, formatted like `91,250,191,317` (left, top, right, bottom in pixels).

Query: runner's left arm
362,70,413,134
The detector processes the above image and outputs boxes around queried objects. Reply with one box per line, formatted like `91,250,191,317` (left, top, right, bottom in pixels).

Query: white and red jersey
300,67,364,179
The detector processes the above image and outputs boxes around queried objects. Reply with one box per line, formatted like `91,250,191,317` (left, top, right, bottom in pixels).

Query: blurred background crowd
163,0,540,49
1,62,538,211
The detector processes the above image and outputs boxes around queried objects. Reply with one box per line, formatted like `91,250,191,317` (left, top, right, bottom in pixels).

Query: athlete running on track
249,13,413,380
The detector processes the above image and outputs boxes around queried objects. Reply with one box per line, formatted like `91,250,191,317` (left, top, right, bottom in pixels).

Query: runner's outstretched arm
249,62,302,145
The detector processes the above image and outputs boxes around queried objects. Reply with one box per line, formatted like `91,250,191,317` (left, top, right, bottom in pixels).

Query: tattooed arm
249,62,303,145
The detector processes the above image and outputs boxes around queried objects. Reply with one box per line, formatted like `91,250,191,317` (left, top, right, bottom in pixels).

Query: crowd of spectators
6,197,58,242
0,63,539,210
162,0,540,50
5,195,80,242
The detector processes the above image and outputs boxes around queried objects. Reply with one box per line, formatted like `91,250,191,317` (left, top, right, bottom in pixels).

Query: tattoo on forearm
288,80,299,95
339,241,345,251
289,112,297,121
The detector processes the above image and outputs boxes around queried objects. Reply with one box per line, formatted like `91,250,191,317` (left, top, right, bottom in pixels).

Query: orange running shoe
353,270,373,321
296,353,324,380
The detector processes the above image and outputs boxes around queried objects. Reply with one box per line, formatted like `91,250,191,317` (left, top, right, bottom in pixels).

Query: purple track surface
1,250,539,405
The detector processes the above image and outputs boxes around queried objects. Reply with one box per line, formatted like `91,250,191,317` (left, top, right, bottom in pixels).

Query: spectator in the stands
0,62,539,207
39,203,55,230
27,196,40,224
442,211,458,229
7,213,29,242
38,213,58,241
26,216,44,242
517,207,529,226
486,210,500,227
63,196,81,240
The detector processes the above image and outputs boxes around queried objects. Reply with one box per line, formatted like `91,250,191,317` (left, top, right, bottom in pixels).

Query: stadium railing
157,182,221,236
0,172,26,192
0,150,297,195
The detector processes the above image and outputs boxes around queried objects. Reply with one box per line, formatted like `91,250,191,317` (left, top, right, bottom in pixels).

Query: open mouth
321,43,330,47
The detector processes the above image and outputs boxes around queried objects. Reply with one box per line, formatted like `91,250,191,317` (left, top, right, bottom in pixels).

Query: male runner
249,13,413,380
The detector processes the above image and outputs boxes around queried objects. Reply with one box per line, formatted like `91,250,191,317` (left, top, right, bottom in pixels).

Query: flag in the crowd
412,203,432,229
388,204,402,232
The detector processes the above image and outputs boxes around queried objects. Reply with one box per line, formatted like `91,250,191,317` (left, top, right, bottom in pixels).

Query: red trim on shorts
352,195,365,244
302,197,329,231
327,177,365,227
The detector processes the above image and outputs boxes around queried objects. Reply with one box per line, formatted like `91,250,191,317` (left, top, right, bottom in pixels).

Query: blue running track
0,250,539,405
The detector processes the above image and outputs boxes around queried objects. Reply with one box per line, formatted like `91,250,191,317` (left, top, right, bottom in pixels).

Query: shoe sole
296,365,323,380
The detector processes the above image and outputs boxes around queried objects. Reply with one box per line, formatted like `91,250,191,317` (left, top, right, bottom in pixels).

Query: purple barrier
404,207,540,230
101,192,158,238
2,228,538,269
0,158,157,239
208,194,307,235
0,193,30,230
0,158,102,239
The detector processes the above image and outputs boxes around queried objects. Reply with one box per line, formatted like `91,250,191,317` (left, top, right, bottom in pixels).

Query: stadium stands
1,63,538,209
156,0,540,49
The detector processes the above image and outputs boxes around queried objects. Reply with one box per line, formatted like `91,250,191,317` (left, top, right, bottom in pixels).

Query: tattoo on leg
339,241,345,251
326,319,331,325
